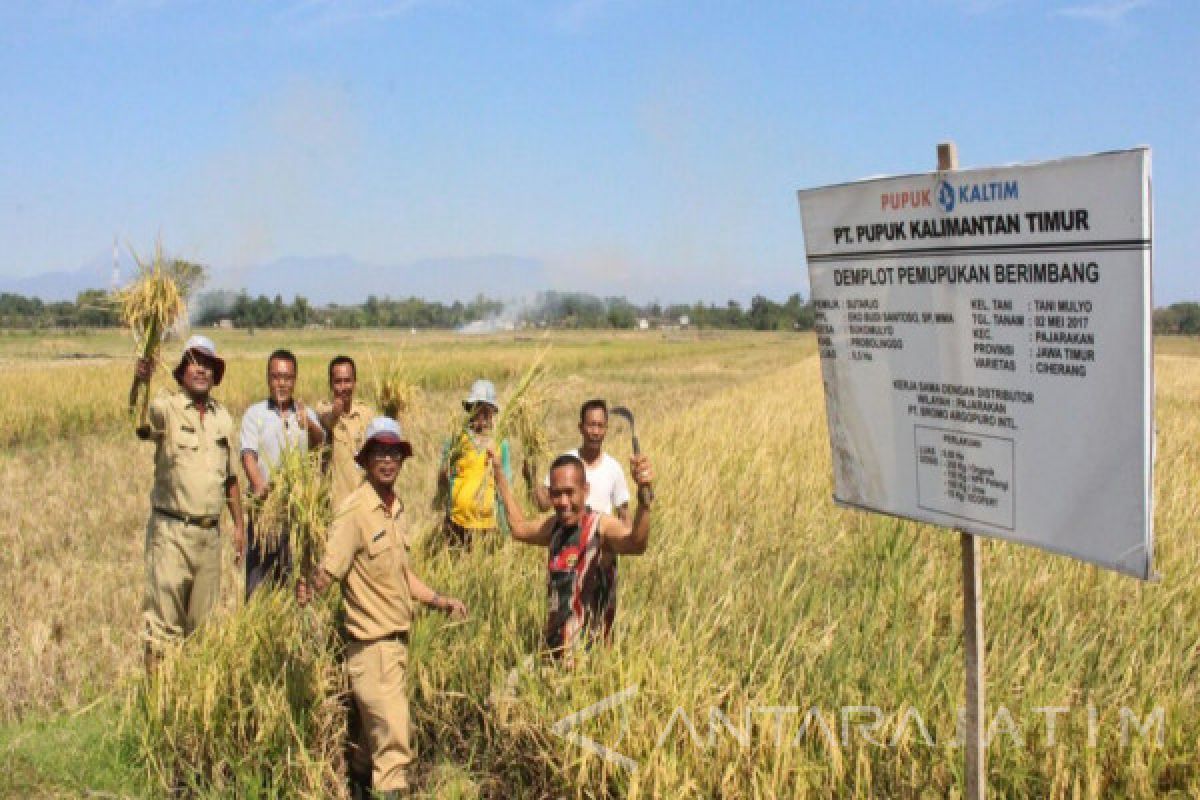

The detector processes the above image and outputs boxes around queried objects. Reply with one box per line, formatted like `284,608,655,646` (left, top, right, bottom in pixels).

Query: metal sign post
938,140,987,800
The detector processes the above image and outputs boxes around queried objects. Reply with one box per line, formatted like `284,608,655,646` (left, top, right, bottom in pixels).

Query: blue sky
0,0,1196,303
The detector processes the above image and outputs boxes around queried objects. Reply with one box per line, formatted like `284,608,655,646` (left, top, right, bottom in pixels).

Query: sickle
610,405,654,505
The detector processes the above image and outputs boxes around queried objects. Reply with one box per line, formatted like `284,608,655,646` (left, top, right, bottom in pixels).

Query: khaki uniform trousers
346,637,412,792
142,512,221,646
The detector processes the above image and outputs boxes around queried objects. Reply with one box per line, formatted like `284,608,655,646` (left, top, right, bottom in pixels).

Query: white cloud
551,0,626,33
277,0,443,33
1053,0,1150,26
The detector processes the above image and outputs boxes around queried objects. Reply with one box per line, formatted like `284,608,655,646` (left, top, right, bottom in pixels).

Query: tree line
1152,302,1200,334
4,289,1198,334
0,289,120,328
194,290,818,331
0,289,818,331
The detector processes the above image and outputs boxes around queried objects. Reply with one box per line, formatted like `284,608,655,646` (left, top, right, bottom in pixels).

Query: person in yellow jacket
436,378,512,548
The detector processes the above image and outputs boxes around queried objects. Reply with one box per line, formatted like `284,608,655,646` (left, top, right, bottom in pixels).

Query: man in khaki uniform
299,417,466,799
315,354,375,792
316,355,374,507
135,335,245,668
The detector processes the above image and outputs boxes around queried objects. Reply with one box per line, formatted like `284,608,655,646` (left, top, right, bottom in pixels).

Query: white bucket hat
173,335,226,385
462,378,500,412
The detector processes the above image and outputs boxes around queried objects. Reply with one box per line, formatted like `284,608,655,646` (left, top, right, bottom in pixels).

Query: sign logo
935,179,1019,213
937,180,956,213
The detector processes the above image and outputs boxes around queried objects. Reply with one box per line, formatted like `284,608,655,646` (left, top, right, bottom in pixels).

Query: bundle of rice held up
368,353,422,419
494,348,552,465
117,243,201,427
250,445,333,578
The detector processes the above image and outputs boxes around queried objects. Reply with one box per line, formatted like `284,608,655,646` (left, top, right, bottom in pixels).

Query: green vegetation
8,284,1198,334
0,288,819,331
1,704,148,798
1153,302,1200,334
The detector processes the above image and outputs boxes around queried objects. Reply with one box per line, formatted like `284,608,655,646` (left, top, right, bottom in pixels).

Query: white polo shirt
545,449,631,514
239,399,321,483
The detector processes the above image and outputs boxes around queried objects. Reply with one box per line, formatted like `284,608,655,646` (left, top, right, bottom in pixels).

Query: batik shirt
545,508,617,655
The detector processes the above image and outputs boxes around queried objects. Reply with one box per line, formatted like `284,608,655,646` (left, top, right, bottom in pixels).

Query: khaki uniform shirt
316,399,374,507
321,482,414,641
143,390,237,518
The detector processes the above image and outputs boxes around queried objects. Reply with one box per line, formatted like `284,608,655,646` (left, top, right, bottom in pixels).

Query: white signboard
797,149,1153,578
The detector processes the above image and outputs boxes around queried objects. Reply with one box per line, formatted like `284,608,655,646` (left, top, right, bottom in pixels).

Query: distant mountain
1,250,806,306
213,253,549,305
0,251,130,301
1,252,549,305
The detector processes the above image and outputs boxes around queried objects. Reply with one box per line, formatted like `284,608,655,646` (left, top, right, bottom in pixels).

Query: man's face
268,357,296,406
579,407,608,449
364,443,406,487
330,363,355,403
469,403,495,434
548,464,589,526
180,354,214,396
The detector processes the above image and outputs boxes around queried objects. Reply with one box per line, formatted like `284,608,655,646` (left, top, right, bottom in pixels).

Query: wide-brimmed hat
355,416,414,466
462,378,499,412
173,335,226,386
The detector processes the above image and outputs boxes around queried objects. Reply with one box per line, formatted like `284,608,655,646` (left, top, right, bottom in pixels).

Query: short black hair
579,398,608,423
549,452,587,483
328,355,356,383
267,349,297,372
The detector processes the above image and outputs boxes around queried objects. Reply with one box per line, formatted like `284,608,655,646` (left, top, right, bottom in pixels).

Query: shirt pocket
364,529,395,578
170,427,201,465
333,422,357,447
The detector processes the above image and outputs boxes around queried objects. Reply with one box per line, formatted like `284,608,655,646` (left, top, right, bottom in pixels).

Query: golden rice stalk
366,352,422,419
116,241,193,428
125,588,347,798
494,347,552,465
250,445,334,578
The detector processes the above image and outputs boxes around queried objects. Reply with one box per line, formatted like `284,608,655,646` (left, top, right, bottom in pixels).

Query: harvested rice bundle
367,352,422,419
117,243,203,427
494,348,552,466
250,445,333,579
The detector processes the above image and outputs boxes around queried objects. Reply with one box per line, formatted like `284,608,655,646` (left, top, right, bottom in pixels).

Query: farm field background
1,329,1197,798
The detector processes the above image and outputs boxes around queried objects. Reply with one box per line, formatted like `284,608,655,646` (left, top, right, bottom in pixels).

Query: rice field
0,329,1197,798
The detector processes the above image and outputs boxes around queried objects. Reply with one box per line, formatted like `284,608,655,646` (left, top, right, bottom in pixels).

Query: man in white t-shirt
531,398,631,521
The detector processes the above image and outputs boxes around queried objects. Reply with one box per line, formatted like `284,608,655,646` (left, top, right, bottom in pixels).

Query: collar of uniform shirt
266,397,299,414
369,493,405,516
182,393,216,412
